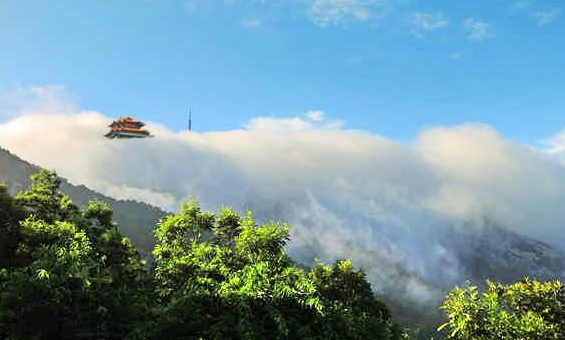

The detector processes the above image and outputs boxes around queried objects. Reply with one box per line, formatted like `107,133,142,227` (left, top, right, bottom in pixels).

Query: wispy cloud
308,0,387,27
241,19,262,28
463,18,491,41
543,128,565,154
408,12,449,38
533,9,561,26
305,110,325,122
511,1,530,12
449,52,461,59
0,85,77,121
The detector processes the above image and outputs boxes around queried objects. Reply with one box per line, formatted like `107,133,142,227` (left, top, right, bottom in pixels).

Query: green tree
310,259,402,340
212,206,241,247
438,278,565,340
1,171,404,340
15,169,79,224
0,171,149,340
0,217,100,339
0,183,25,268
148,199,401,340
80,199,152,339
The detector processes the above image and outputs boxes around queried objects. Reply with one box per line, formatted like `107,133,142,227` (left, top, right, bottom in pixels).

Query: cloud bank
2,86,565,303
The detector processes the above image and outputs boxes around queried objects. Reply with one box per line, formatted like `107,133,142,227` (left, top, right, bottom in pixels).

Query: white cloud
241,19,262,27
463,18,490,41
244,116,314,131
408,12,449,37
244,111,341,131
542,128,565,154
0,85,77,120
305,110,325,122
98,183,178,209
533,9,561,26
4,86,565,303
449,52,461,59
308,0,387,27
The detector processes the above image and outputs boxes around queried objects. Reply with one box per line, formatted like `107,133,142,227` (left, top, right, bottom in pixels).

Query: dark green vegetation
0,170,401,340
1,170,564,340
0,171,150,340
0,147,164,259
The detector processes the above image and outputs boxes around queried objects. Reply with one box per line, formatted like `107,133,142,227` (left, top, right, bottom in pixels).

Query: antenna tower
188,110,192,131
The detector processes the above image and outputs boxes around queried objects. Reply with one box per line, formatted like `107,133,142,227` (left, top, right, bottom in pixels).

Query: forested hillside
1,170,565,340
0,170,403,340
4,146,565,339
0,147,164,258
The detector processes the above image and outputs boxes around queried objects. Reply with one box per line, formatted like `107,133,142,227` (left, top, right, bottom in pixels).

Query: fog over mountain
0,147,165,259
2,88,565,308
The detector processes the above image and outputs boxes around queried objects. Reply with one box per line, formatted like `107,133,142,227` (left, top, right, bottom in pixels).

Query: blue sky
0,0,563,143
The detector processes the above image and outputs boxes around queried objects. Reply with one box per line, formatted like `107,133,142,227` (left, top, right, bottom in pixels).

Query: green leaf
36,269,50,280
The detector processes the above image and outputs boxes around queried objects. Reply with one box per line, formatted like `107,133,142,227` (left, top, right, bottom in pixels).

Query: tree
1,171,404,340
15,169,79,224
0,183,25,268
438,278,565,340
310,259,402,340
0,217,99,340
0,171,149,340
150,201,319,340
80,199,151,339
148,199,402,340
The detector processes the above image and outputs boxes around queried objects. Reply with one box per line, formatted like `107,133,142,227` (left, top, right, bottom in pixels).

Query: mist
2,96,565,304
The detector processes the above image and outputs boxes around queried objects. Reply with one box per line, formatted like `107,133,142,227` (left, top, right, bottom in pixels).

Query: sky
0,0,564,143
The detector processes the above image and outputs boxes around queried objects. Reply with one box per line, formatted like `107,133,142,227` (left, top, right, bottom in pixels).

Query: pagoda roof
109,126,149,132
105,128,152,138
109,117,146,127
106,116,152,138
118,116,137,122
111,117,145,123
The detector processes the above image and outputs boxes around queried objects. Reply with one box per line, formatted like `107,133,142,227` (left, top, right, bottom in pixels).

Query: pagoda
105,117,152,139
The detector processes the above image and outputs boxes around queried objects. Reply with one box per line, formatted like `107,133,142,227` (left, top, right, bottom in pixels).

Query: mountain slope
3,145,565,336
0,146,165,258
446,218,565,285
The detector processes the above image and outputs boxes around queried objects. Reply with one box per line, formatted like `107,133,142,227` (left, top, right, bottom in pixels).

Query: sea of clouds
2,85,565,303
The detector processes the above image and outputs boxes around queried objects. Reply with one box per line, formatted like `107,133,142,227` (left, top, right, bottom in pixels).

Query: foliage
148,199,402,340
5,170,565,340
310,259,402,340
0,171,149,340
438,278,565,340
0,171,402,340
15,169,79,224
0,217,98,339
0,183,25,268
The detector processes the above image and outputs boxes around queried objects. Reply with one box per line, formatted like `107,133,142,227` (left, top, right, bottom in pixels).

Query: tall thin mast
188,110,192,131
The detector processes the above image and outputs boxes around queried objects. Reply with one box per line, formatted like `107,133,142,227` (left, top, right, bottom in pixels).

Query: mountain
446,218,565,285
3,145,565,336
379,221,565,335
0,146,165,258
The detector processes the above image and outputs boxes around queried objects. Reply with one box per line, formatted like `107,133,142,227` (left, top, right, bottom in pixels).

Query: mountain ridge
0,146,165,258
